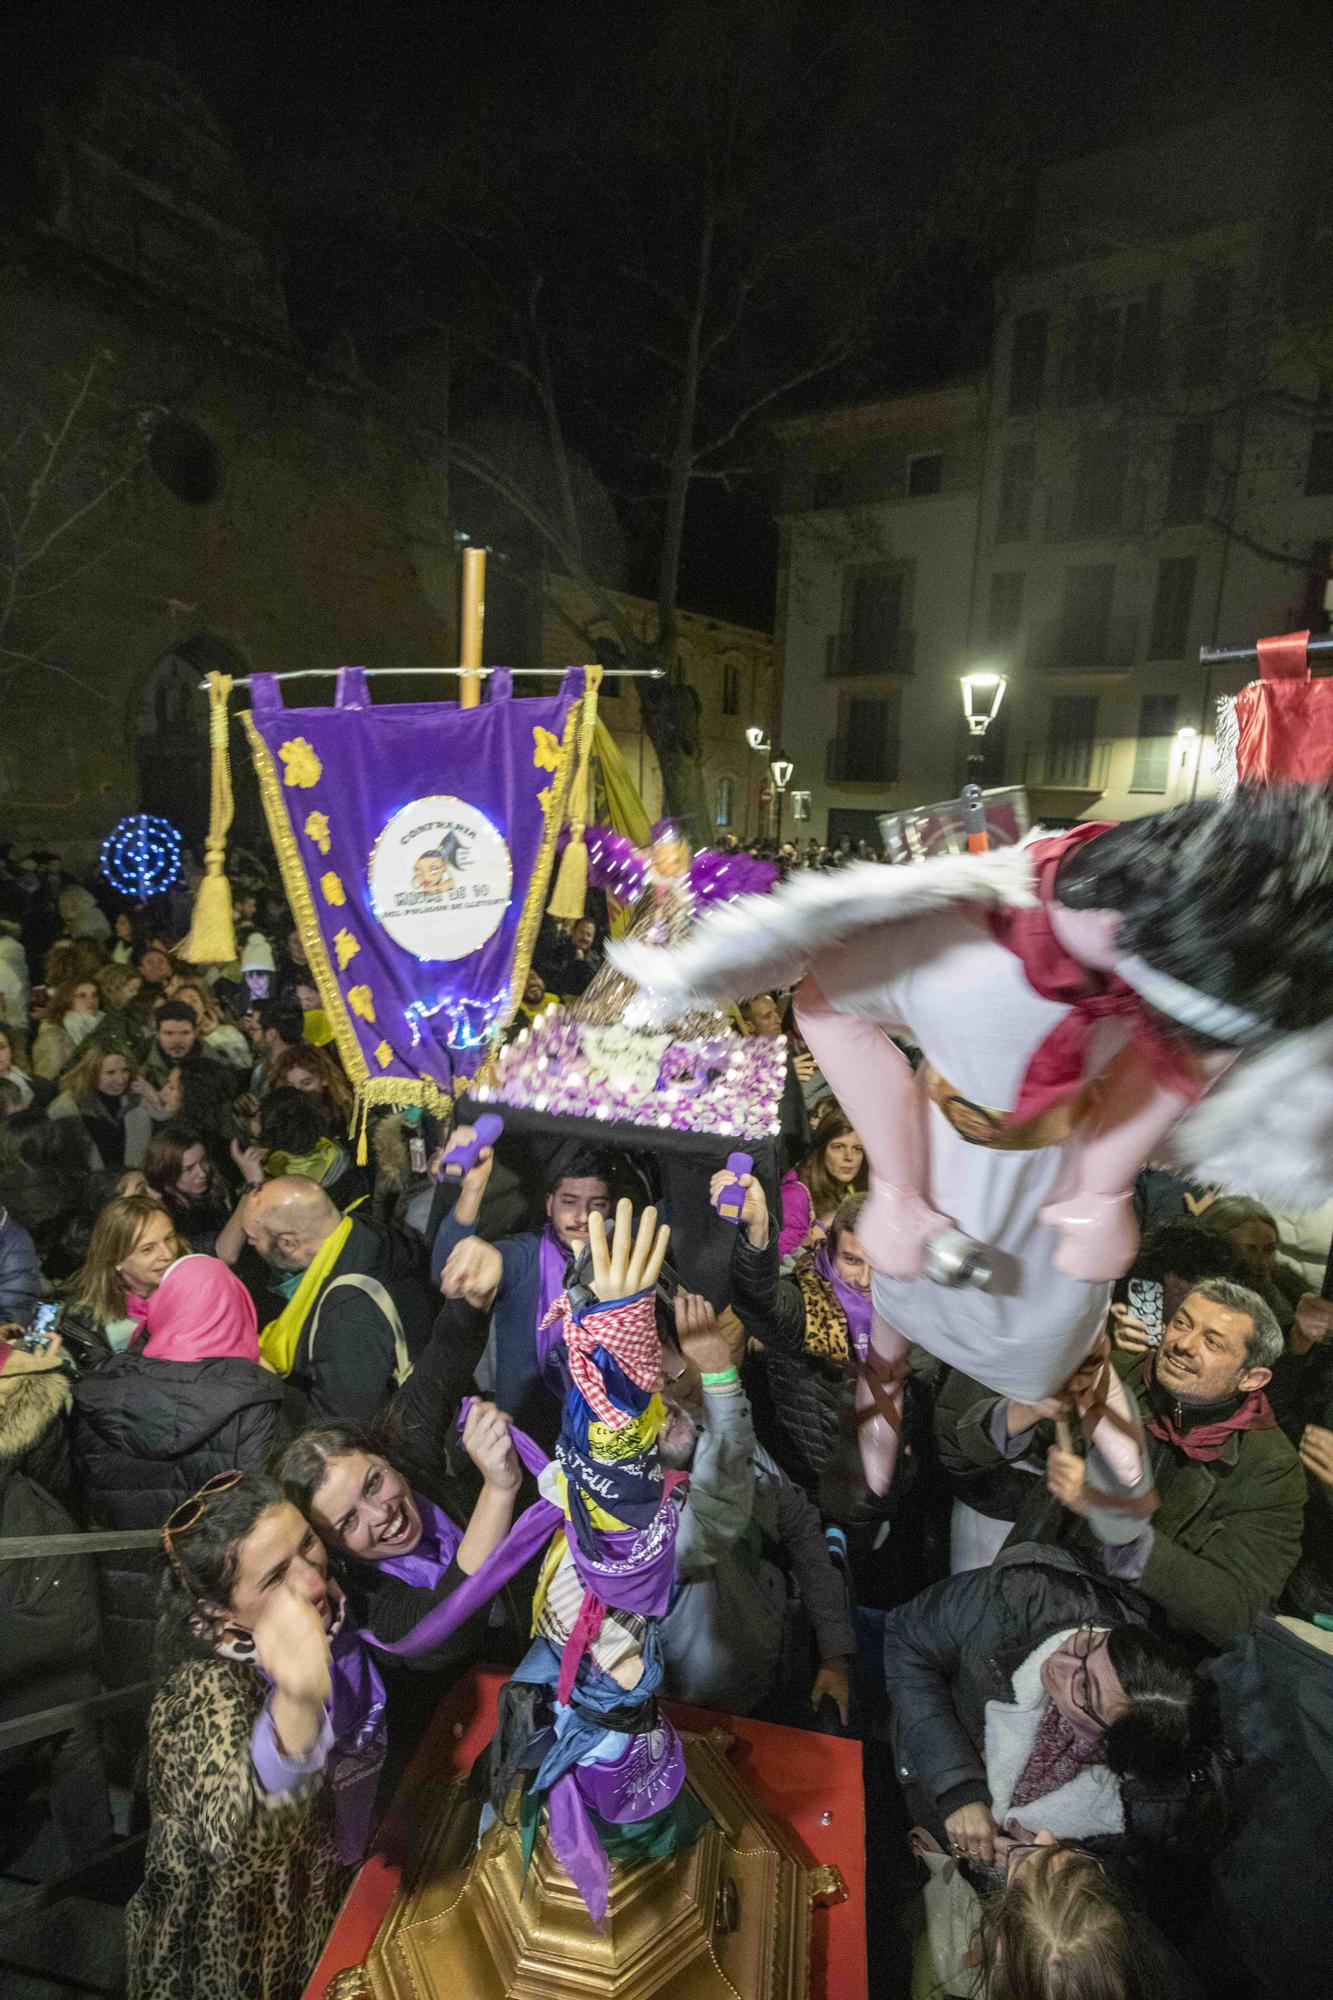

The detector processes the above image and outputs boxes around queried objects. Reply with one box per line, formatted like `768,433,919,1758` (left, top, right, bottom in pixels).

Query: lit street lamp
770,755,794,846
959,671,1008,853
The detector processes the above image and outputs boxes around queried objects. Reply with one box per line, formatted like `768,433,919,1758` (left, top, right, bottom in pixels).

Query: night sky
5,0,1323,629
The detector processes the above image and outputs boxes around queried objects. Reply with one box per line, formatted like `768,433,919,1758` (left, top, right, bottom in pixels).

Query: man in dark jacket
946,1280,1306,1651
70,1334,287,1680
244,1176,435,1424
433,1138,611,1445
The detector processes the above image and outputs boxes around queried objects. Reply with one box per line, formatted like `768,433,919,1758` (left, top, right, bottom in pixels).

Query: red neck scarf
988,825,1203,1125
1143,1352,1276,1462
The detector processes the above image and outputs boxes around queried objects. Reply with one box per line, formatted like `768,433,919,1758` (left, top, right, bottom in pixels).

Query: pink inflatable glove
855,1312,911,1497
794,973,951,1280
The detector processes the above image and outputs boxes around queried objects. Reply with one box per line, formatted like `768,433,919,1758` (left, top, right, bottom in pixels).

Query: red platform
303,1666,867,2000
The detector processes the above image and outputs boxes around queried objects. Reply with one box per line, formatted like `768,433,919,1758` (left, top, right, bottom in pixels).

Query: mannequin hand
440,1237,503,1309
462,1400,521,1493
943,1801,996,1867
587,1198,670,1302
672,1290,733,1377
1040,1192,1139,1282
858,1185,952,1281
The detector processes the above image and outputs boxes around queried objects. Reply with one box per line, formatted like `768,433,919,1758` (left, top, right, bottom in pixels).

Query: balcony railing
825,629,916,678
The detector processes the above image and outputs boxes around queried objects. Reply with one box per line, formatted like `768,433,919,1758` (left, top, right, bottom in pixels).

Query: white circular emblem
368,796,512,963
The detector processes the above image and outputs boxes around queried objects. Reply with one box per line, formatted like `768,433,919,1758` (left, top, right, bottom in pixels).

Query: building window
1165,420,1213,525
987,571,1025,647
828,692,901,783
1071,430,1128,537
1057,564,1116,666
1148,554,1197,659
1307,431,1333,498
721,661,741,715
828,562,913,676
715,775,734,828
906,451,943,497
1130,693,1179,792
1062,291,1159,403
1182,269,1232,389
1046,694,1098,786
1008,310,1049,415
996,440,1036,542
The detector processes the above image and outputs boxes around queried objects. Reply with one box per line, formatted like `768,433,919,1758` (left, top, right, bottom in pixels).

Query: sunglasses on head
161,1469,245,1576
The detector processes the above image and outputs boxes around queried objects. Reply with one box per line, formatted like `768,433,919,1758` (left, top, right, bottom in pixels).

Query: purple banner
243,666,583,1113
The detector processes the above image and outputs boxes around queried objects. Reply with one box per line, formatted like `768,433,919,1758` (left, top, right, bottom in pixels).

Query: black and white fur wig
1056,787,1333,1042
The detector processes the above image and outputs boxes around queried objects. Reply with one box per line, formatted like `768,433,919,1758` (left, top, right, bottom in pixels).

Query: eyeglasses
161,1469,245,1574
1070,1623,1108,1729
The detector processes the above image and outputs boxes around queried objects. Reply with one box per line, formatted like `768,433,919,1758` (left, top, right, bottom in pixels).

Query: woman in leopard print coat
126,1472,355,2000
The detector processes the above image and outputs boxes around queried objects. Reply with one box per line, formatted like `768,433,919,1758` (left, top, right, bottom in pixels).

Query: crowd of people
0,838,1330,2000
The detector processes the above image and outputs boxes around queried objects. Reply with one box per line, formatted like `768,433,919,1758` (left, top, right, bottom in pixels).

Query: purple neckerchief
563,1481,684,1620
360,1412,561,1659
547,1721,688,1927
536,1226,571,1383
372,1491,463,1588
814,1242,872,1363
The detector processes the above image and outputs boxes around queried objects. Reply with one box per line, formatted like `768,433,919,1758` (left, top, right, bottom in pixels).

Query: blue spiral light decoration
100,814,183,898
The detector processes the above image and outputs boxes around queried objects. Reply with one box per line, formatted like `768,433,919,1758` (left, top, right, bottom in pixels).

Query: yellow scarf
259,1216,353,1378
263,1135,341,1186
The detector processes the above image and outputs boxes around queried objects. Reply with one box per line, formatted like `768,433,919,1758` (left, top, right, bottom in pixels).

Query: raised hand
672,1290,733,1377
440,1236,503,1309
709,1168,767,1245
462,1399,521,1493
587,1197,670,1303
230,1137,265,1189
944,1800,997,1867
1108,1302,1152,1354
1299,1422,1333,1492
251,1585,332,1712
1046,1444,1091,1516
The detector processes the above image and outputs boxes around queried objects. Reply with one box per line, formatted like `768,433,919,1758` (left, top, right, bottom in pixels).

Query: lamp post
745,725,772,837
959,672,1008,854
770,756,794,847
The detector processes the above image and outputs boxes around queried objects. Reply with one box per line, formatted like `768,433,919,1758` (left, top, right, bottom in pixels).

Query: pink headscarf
141,1255,260,1364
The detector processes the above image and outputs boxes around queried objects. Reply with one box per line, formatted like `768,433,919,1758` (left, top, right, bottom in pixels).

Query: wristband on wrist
701,1366,739,1387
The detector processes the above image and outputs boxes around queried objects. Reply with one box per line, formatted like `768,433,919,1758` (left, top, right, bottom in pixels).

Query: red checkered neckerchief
539,1287,660,1431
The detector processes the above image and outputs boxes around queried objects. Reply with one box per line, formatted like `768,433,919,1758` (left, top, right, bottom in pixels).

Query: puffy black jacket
71,1351,287,1681
0,1357,100,1690
881,1542,1149,1835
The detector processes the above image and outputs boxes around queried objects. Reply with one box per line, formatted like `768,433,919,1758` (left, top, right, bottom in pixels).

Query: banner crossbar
201,666,664,690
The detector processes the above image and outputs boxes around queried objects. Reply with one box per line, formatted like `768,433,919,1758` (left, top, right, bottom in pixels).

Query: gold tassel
547,664,602,920
181,671,237,963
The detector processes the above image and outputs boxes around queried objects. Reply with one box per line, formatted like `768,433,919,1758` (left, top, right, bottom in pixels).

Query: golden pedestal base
328,1730,845,2000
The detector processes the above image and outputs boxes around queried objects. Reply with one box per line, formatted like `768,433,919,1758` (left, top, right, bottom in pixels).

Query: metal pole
1199,634,1333,669
460,544,486,708
198,665,663,692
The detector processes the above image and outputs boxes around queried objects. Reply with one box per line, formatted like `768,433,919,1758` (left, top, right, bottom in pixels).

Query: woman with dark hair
0,1021,51,1113
48,1044,153,1170
125,1471,368,2000
777,1112,866,1260
258,1087,364,1209
881,1545,1225,1876
268,1042,354,1126
277,1400,521,1669
143,1122,235,1253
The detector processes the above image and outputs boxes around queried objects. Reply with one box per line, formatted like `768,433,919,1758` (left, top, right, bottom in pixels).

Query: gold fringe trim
241,680,588,1132
180,671,237,963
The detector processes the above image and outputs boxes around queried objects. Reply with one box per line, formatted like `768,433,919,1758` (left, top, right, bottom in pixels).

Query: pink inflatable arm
794,972,949,1279
1040,1039,1200,1284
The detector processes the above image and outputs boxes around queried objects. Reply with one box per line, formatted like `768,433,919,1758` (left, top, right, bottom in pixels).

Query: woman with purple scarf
127,1470,388,2000
278,1402,523,1668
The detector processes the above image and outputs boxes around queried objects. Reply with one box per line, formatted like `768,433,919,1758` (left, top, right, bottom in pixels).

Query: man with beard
655,1290,855,1722
976,1279,1305,1649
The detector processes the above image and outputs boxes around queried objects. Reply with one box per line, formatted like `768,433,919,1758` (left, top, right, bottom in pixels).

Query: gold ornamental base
328,1731,845,2000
